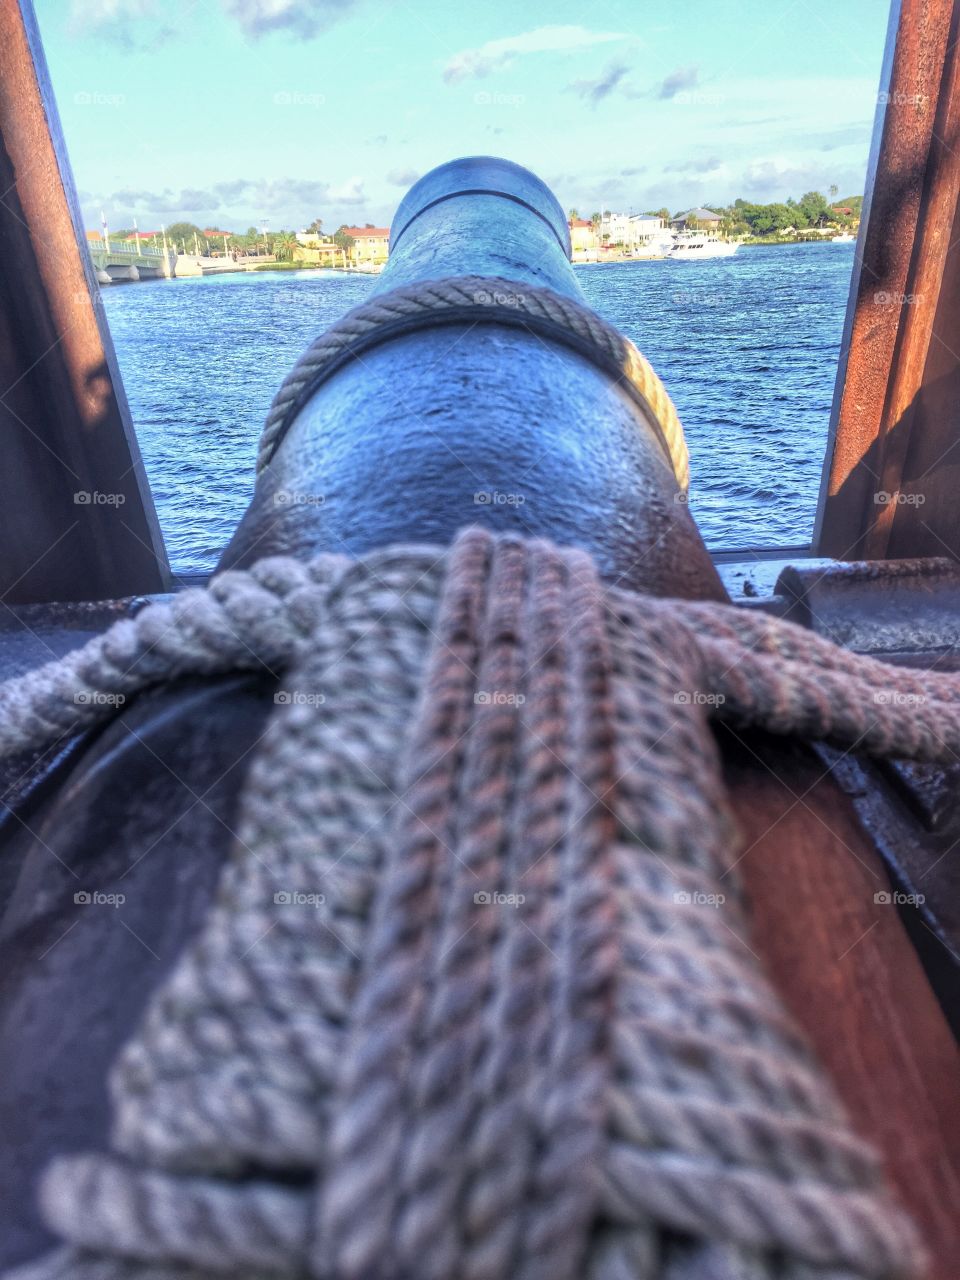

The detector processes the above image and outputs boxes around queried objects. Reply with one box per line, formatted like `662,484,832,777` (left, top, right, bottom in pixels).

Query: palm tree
273,231,298,263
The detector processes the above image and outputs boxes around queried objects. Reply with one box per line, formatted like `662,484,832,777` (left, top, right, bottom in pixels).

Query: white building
598,212,668,254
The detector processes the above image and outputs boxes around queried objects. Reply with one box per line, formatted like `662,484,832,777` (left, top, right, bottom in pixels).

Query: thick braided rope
255,274,690,491
3,529,949,1280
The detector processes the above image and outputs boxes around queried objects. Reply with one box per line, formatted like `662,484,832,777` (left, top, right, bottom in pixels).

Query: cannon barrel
221,157,724,601
0,162,727,1267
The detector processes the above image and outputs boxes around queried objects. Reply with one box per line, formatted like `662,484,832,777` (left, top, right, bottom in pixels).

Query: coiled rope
3,526,954,1280
255,274,690,490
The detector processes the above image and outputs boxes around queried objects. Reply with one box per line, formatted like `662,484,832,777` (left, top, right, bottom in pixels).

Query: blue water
101,245,854,574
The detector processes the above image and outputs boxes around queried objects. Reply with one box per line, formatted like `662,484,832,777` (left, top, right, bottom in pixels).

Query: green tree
166,221,208,253
798,190,830,228
273,231,298,262
567,207,580,221
746,202,793,235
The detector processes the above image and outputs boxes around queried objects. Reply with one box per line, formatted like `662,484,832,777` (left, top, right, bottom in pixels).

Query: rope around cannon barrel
255,274,691,491
3,526,955,1280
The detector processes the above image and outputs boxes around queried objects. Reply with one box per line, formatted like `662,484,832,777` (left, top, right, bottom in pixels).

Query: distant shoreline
740,236,855,247
570,238,852,268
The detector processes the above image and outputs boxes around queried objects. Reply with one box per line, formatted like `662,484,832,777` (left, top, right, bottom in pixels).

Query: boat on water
667,231,739,260
831,232,856,243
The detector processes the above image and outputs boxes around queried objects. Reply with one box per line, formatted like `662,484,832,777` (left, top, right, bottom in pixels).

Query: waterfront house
342,226,390,267
598,211,667,255
568,217,597,255
670,207,723,234
295,236,348,268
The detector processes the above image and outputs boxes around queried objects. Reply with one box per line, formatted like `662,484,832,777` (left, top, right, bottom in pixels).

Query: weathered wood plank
724,731,960,1278
0,0,169,603
815,0,960,560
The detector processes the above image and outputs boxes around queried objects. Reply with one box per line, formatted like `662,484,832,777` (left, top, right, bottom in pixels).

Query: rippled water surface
102,245,854,574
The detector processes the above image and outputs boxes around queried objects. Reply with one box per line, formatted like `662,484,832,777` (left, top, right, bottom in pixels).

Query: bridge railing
92,240,167,259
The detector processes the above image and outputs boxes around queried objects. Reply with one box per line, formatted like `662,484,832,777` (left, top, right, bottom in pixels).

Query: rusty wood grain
724,732,960,1278
0,0,169,603
816,0,960,560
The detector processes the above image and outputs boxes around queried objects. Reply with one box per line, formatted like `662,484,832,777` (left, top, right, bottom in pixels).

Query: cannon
0,155,957,1280
222,156,723,601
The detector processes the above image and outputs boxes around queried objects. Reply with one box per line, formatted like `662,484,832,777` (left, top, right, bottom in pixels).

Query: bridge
87,240,271,283
88,239,175,283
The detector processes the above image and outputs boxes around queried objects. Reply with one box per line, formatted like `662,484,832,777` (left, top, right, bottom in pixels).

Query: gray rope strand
0,555,351,758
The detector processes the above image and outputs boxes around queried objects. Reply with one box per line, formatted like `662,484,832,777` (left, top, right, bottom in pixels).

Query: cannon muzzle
222,157,723,601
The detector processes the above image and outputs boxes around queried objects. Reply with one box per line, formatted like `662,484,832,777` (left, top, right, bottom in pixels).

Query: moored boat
667,231,739,260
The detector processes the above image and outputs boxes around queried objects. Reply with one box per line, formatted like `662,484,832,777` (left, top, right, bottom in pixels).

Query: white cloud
328,176,367,204
657,66,699,100
223,0,361,38
443,25,625,83
567,60,633,105
71,0,361,40
386,167,421,187
69,0,154,24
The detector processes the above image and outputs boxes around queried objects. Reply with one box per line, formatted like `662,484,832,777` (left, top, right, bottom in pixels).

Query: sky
36,0,891,235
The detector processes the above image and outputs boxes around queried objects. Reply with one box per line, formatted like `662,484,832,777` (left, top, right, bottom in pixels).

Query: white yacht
668,232,739,261
831,232,855,243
